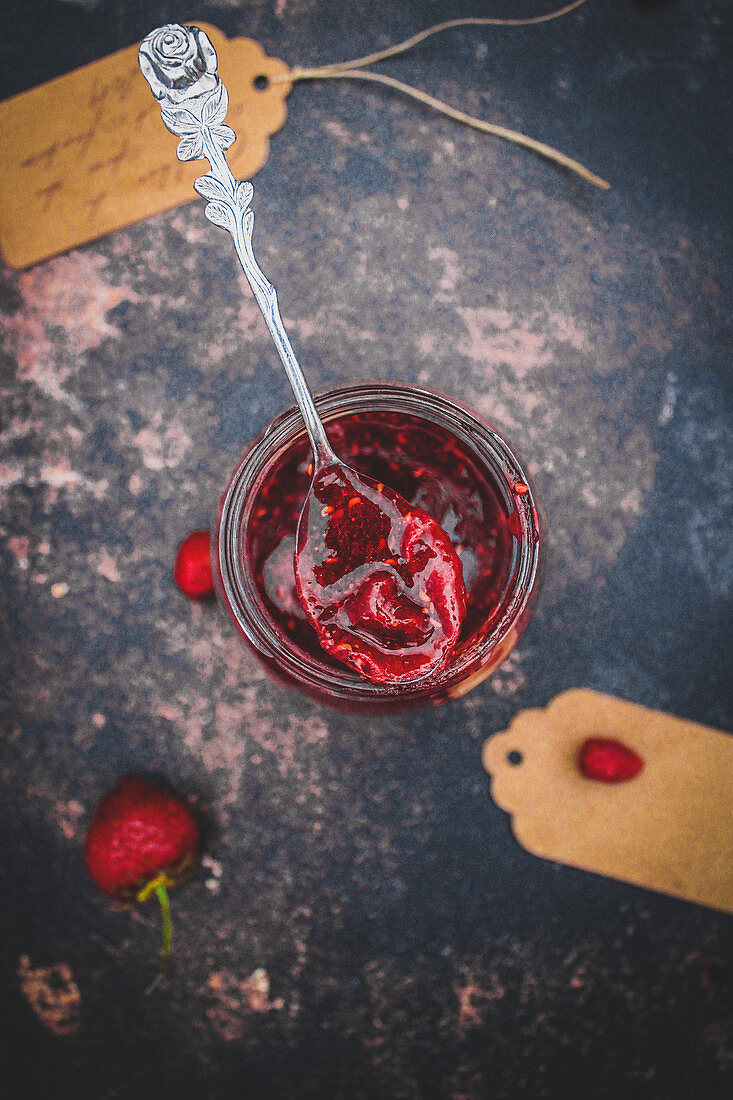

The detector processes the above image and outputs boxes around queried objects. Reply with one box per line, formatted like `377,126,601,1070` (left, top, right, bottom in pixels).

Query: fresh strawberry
84,776,200,983
173,530,215,600
578,737,643,783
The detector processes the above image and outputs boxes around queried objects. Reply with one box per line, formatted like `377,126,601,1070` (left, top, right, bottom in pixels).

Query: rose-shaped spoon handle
139,24,336,465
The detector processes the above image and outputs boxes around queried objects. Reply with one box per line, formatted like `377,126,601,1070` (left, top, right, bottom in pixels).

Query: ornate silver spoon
139,24,466,683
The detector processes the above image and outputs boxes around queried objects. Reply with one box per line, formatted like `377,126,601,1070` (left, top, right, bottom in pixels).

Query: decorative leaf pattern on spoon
139,23,313,443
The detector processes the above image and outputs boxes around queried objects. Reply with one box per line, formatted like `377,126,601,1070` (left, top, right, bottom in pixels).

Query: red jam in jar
215,385,543,712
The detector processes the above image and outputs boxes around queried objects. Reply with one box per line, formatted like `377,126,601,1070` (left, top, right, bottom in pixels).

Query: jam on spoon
295,462,466,684
140,24,467,685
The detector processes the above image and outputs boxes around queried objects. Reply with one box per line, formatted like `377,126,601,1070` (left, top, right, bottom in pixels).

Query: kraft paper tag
482,689,733,914
0,24,291,269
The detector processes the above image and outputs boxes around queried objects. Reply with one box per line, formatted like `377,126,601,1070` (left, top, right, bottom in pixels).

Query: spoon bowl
295,458,466,683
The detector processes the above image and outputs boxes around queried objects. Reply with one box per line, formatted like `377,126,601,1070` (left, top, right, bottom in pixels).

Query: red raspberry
173,530,215,600
578,738,643,783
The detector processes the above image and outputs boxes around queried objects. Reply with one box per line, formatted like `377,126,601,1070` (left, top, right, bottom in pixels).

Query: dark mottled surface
1,2,731,1098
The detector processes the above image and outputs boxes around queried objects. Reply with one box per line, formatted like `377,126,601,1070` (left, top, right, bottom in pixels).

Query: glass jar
214,383,544,712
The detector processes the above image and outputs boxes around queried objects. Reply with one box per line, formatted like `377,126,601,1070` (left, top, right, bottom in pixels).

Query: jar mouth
215,383,542,704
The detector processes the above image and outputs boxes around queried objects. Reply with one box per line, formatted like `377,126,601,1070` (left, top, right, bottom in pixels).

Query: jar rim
215,382,542,703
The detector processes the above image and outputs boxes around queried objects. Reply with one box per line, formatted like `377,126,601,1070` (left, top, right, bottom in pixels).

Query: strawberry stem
153,879,172,977
137,872,173,991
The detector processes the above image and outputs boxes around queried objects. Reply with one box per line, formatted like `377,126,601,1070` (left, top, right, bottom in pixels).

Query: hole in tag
506,750,523,766
253,74,269,91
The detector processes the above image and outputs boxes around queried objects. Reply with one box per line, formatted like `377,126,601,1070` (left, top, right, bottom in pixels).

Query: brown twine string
272,0,610,190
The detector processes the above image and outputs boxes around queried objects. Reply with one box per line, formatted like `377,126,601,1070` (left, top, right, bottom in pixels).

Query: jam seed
348,496,361,508
514,481,529,495
321,505,333,516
